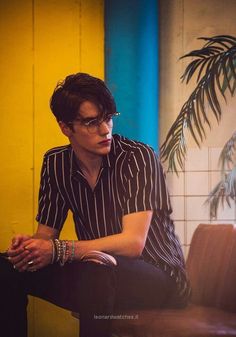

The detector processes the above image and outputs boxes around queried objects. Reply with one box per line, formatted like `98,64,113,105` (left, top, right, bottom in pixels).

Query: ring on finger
24,246,30,252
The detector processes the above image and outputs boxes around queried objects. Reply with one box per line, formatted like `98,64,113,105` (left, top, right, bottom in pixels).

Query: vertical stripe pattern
36,134,190,299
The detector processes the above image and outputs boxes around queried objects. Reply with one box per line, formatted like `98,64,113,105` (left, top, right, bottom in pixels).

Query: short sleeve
36,155,69,230
123,145,172,216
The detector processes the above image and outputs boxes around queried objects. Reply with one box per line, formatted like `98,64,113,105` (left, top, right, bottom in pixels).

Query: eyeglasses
68,112,120,134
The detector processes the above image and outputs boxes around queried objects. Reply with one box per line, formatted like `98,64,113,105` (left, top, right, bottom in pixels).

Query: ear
58,121,73,137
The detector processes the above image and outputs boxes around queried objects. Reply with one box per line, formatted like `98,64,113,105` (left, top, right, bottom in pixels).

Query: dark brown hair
50,73,117,124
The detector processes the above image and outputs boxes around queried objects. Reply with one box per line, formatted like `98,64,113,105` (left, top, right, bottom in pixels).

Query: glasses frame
67,112,120,134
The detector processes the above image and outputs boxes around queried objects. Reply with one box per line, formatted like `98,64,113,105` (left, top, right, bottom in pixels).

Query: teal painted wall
105,0,159,150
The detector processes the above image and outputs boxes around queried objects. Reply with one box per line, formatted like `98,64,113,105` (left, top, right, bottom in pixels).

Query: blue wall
105,0,159,150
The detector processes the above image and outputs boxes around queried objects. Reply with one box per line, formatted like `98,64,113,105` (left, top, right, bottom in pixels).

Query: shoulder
43,144,71,160
113,134,159,164
113,134,156,156
41,145,72,176
113,135,162,175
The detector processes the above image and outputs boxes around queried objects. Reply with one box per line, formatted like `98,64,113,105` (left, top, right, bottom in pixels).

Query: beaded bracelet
50,239,55,264
60,240,67,266
69,240,75,263
51,239,75,266
54,239,62,263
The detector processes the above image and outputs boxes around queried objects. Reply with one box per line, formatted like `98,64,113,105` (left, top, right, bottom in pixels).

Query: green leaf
161,35,236,175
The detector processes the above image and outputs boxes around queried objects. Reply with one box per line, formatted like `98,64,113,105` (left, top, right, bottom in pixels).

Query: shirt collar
69,136,117,177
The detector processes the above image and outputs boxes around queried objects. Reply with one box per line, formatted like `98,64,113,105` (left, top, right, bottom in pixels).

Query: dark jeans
0,255,182,337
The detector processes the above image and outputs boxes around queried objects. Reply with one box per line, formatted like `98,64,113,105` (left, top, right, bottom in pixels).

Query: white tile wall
216,201,236,221
170,196,185,220
210,171,222,190
165,146,236,261
174,221,185,245
184,245,190,260
185,147,209,171
186,196,209,220
166,172,184,196
209,147,222,171
210,220,235,225
185,171,209,195
186,221,203,244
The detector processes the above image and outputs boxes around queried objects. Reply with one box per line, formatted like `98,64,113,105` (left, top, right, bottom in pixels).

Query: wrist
74,240,92,260
50,239,76,266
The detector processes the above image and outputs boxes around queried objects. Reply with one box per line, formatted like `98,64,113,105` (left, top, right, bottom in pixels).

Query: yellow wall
0,1,104,336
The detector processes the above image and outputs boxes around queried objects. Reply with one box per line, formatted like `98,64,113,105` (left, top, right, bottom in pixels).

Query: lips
99,139,111,145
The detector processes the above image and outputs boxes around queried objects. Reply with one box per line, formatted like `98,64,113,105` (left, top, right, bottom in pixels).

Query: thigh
0,256,28,302
1,256,116,313
114,256,176,311
25,260,116,313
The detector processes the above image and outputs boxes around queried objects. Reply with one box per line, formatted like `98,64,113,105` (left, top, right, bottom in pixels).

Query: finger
11,236,21,248
8,240,30,256
27,258,41,272
8,247,24,257
15,247,40,272
9,239,36,257
14,253,34,270
11,235,31,250
8,246,30,259
9,250,31,266
11,235,25,249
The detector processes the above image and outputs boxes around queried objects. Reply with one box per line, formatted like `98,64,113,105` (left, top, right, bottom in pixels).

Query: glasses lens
86,113,117,134
86,119,100,133
70,113,120,134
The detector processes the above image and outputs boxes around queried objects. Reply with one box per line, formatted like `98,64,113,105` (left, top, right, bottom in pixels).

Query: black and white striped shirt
36,134,190,298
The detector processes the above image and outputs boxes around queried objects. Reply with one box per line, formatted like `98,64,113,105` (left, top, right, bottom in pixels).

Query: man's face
61,101,113,158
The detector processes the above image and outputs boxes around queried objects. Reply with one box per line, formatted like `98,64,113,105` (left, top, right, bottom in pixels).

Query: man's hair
50,73,117,124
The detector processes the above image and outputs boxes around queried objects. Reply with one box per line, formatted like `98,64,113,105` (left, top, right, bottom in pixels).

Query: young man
0,73,190,337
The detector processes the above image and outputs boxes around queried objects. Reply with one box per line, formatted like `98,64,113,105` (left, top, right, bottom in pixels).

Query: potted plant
160,35,236,218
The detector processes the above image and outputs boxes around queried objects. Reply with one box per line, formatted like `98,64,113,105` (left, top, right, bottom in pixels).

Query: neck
73,148,102,176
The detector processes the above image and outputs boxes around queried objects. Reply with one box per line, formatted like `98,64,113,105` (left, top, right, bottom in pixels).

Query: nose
98,120,112,135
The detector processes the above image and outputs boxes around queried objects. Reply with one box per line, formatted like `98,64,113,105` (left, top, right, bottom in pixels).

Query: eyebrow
75,115,98,121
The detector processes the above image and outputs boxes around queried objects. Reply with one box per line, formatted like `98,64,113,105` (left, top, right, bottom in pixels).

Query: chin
96,146,112,156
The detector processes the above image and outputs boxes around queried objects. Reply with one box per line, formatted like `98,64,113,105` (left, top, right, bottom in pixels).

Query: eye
85,118,99,127
104,115,113,123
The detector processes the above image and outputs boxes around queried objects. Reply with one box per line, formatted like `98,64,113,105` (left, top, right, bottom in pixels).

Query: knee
82,262,116,291
77,262,117,312
0,258,22,292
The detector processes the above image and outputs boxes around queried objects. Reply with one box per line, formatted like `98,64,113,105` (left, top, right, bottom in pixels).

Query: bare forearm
74,232,144,259
73,211,151,260
34,224,59,240
33,232,56,240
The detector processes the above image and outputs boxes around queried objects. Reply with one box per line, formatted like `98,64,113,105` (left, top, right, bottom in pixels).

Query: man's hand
10,234,31,250
8,238,53,272
7,233,31,269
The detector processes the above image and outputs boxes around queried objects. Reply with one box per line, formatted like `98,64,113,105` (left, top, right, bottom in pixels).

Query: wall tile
185,171,209,195
185,147,209,172
210,171,222,191
209,147,222,171
174,221,185,245
216,202,236,221
184,245,190,261
186,220,210,244
166,172,184,196
210,220,235,225
186,196,209,220
170,196,185,220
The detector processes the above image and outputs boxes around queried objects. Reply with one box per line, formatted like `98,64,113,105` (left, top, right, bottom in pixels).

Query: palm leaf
218,131,236,170
204,132,236,218
161,35,236,172
206,166,236,218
